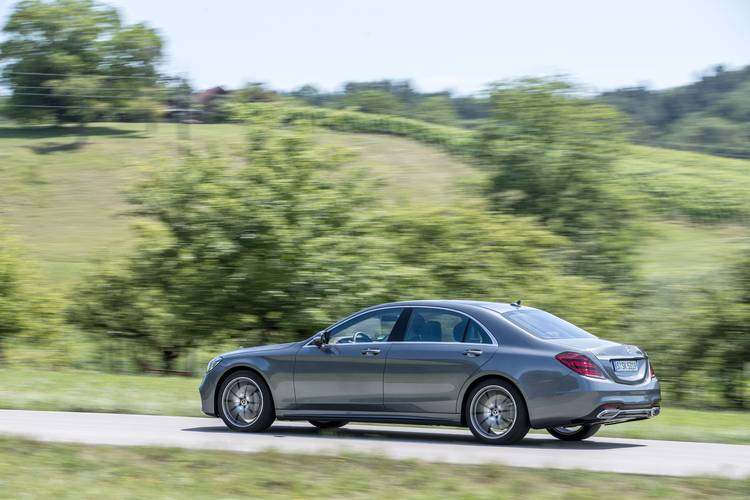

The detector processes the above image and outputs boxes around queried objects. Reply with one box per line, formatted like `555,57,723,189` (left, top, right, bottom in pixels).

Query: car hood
222,342,298,357
549,338,646,359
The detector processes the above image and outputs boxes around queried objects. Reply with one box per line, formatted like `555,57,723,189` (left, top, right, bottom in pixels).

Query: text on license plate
613,360,638,372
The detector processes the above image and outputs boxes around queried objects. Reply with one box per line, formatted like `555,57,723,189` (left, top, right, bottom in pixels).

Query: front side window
502,309,595,340
403,308,470,343
328,308,404,344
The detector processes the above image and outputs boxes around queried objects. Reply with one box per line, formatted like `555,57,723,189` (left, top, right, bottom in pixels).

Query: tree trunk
162,349,178,372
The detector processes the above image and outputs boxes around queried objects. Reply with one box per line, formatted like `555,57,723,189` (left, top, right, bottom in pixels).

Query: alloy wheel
470,385,517,439
221,376,263,428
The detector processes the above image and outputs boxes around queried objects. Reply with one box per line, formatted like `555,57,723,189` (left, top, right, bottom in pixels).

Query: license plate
613,360,638,372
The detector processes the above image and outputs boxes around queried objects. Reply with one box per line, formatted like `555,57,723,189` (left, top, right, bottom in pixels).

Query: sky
1,0,748,94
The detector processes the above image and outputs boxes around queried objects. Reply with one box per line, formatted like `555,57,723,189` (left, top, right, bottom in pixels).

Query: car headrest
422,321,442,342
404,314,425,341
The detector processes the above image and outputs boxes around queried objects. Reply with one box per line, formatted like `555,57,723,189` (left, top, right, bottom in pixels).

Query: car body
199,300,661,444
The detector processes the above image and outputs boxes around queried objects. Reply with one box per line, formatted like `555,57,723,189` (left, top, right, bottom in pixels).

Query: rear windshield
502,309,595,340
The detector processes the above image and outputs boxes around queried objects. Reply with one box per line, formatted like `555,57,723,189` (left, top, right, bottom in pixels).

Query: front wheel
217,370,275,432
546,424,601,441
308,420,348,429
465,379,529,445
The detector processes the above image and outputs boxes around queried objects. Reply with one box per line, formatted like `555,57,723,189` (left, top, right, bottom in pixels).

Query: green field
1,368,748,444
0,437,747,499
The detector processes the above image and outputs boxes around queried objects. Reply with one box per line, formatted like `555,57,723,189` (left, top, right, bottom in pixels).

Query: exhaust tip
596,408,620,419
650,407,660,417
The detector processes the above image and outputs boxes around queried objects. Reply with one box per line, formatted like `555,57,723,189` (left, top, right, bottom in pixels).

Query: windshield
502,309,596,340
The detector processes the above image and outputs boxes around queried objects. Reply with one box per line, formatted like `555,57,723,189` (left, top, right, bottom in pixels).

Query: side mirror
312,331,329,347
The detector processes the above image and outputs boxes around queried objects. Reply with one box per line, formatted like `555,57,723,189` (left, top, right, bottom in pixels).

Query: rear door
383,307,497,414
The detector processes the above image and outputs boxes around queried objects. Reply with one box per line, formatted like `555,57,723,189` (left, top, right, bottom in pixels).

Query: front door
384,307,496,414
293,307,405,411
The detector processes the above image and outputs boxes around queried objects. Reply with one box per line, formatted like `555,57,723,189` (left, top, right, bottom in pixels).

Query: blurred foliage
288,79,485,126
618,146,750,224
341,89,406,116
473,79,641,286
601,65,750,159
250,103,474,155
631,253,750,409
68,113,403,365
0,228,68,365
0,230,26,362
67,108,630,371
0,0,163,124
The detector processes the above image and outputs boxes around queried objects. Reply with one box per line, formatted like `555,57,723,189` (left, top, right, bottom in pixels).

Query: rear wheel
217,370,275,432
465,379,529,445
546,424,601,441
308,420,348,429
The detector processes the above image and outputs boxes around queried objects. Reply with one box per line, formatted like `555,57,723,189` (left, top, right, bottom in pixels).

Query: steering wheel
352,331,373,343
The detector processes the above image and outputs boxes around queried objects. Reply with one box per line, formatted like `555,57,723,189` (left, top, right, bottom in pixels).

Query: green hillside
2,122,748,292
0,123,479,287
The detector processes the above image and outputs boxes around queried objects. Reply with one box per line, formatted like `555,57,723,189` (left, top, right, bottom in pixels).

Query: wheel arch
458,372,530,426
213,364,276,416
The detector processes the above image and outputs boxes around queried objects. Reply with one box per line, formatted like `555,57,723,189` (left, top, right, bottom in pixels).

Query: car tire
308,420,348,429
546,424,601,441
217,370,275,432
465,379,529,445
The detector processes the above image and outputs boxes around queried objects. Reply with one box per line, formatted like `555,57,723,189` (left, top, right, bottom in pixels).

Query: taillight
649,362,656,379
556,351,605,379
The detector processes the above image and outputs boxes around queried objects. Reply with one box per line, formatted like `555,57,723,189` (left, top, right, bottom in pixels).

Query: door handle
361,347,381,356
463,348,483,357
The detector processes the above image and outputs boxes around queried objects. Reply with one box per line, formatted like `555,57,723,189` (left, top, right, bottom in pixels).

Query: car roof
365,299,528,315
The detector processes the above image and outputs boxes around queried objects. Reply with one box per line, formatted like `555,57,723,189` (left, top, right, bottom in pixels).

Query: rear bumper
574,403,661,426
528,376,661,429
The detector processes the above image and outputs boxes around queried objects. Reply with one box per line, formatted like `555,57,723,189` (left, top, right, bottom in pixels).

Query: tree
68,111,414,368
382,206,628,336
474,79,640,286
341,89,405,115
415,94,458,125
0,228,60,365
0,0,163,124
0,231,25,363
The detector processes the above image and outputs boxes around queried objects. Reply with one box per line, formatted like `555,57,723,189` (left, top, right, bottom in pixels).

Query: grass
619,145,750,223
637,220,749,285
0,437,747,499
0,368,203,417
1,368,748,444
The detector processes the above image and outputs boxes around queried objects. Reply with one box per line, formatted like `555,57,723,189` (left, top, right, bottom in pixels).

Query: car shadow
181,424,644,450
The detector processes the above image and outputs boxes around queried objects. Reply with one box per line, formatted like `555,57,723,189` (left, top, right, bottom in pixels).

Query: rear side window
401,308,494,344
463,320,493,344
403,308,467,342
502,309,595,340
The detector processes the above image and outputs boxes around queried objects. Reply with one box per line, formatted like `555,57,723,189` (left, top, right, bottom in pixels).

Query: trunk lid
550,338,648,384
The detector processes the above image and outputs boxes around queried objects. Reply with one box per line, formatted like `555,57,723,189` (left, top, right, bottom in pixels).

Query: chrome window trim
303,305,498,347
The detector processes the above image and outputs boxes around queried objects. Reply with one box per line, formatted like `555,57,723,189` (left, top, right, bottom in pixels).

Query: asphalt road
1,410,748,478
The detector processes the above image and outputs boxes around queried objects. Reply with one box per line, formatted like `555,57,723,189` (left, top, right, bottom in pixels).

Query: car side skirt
275,410,463,426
